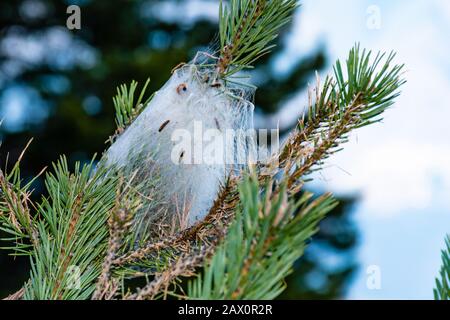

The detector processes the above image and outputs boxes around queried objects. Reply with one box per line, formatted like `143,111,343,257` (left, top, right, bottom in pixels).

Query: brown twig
112,177,238,300
52,193,83,299
93,183,135,300
3,287,25,300
125,245,216,300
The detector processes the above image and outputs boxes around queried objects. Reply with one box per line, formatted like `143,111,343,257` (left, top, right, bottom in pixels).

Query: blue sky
272,0,450,299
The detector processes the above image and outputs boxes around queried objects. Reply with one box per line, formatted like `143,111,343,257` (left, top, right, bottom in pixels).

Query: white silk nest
103,53,257,235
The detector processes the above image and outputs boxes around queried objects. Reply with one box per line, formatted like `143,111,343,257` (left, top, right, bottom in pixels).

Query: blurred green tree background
0,0,358,299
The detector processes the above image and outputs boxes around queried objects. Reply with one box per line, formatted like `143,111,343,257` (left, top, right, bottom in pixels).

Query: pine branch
103,45,405,300
202,47,407,299
23,157,119,300
276,44,405,190
108,176,239,291
0,0,407,301
217,0,298,78
92,179,139,300
113,177,238,267
126,245,215,300
434,236,450,300
2,287,25,300
188,174,337,299
108,78,152,144
0,139,44,255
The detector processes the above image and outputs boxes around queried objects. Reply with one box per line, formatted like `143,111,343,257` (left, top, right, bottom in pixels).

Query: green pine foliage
434,236,450,300
23,158,118,299
0,141,40,256
113,78,152,134
188,174,337,299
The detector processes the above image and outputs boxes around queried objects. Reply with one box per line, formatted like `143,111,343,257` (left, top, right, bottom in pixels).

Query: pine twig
217,0,298,78
92,208,130,300
108,79,152,145
435,236,450,300
93,178,140,300
3,287,25,301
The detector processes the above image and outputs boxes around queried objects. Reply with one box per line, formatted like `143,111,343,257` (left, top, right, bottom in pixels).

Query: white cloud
314,140,450,215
